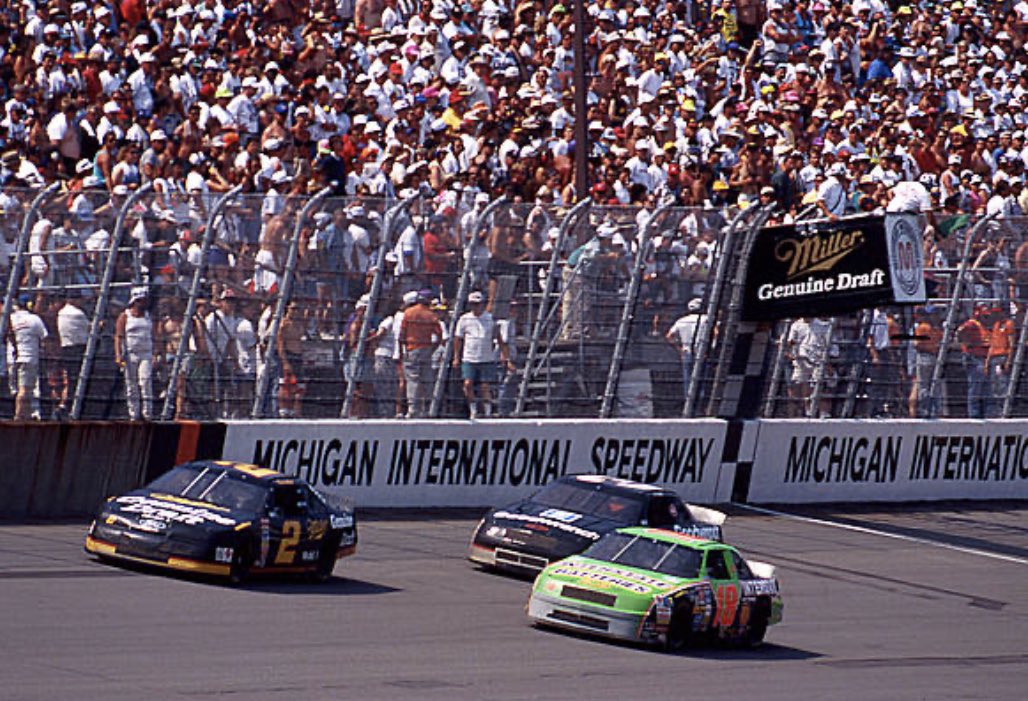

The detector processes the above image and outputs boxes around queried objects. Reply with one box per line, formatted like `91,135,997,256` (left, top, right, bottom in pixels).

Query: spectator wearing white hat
229,77,260,139
817,162,850,219
666,298,706,406
115,287,156,421
8,293,48,421
453,290,509,419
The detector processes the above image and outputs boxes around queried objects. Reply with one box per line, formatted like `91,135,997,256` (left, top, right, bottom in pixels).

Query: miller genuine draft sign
742,214,926,321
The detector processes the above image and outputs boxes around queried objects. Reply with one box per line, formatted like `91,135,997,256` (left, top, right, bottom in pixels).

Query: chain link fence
4,187,1028,421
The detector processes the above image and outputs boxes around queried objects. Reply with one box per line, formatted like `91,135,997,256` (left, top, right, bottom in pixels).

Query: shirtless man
277,301,306,418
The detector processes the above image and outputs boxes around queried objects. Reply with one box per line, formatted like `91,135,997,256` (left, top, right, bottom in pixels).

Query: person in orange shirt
398,291,443,418
987,306,1016,416
956,306,991,419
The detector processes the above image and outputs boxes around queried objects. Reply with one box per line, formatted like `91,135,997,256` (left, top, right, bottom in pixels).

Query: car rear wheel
310,539,339,583
228,544,252,586
744,603,770,648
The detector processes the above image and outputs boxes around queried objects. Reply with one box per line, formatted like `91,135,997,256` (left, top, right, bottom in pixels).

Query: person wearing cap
453,290,510,419
228,77,260,140
817,162,850,219
956,307,992,419
115,286,156,421
204,290,242,417
398,291,444,418
8,293,48,421
370,292,416,418
666,298,707,406
907,304,942,418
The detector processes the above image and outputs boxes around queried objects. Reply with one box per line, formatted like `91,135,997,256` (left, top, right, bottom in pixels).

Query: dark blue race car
86,460,357,583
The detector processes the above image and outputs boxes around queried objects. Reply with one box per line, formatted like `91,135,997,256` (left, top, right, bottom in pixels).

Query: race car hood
100,491,249,533
534,555,697,614
486,502,625,545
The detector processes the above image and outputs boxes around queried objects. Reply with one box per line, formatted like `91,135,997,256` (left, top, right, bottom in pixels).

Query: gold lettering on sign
774,230,865,279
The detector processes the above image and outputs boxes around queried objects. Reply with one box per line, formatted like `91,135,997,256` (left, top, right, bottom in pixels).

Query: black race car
469,475,725,575
85,460,357,583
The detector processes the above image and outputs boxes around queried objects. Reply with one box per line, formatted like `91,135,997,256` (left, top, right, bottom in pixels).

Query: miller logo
774,230,865,279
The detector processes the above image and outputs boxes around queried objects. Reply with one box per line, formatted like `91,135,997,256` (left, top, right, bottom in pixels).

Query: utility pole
572,0,589,202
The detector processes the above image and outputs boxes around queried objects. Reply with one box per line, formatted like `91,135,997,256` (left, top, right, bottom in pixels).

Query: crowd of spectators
6,0,1028,420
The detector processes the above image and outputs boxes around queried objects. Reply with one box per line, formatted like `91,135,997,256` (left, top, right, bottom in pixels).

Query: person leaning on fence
453,290,511,420
399,291,443,419
7,293,47,421
115,287,157,421
956,306,992,420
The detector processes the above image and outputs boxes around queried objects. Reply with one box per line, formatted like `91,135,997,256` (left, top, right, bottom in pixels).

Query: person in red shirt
956,306,991,418
422,216,457,299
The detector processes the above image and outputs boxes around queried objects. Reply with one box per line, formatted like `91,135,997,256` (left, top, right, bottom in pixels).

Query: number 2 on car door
275,520,302,564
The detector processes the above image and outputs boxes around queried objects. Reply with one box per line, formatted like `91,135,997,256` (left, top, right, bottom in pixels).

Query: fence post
429,196,507,417
762,321,790,417
0,183,61,356
683,205,752,417
600,201,674,418
340,189,426,418
70,183,154,420
161,184,244,420
704,205,774,417
926,212,999,418
251,187,333,418
515,197,591,416
1003,296,1028,417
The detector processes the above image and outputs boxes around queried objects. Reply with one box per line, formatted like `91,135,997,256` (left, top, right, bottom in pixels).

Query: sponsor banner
220,420,727,507
748,420,1028,503
742,214,925,321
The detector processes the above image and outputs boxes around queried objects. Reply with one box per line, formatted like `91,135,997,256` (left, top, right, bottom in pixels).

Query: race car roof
191,460,291,485
561,474,668,495
616,526,722,549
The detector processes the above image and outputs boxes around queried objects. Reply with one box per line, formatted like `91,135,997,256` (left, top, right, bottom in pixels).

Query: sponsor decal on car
493,511,600,540
214,547,234,563
117,496,237,527
552,562,675,594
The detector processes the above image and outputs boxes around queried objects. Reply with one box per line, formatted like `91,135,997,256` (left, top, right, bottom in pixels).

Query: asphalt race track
1,504,1025,701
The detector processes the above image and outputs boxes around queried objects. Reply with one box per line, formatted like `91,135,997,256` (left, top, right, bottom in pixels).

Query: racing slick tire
228,543,253,586
663,605,695,653
743,602,770,648
309,537,340,583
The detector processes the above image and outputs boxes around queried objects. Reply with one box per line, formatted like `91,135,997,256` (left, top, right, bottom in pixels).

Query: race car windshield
532,483,644,523
584,533,702,578
148,466,268,513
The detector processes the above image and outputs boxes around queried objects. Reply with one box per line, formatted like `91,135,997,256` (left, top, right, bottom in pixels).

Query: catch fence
1,185,1025,421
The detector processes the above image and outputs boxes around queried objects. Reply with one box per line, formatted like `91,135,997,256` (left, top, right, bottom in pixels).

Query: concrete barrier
0,421,227,519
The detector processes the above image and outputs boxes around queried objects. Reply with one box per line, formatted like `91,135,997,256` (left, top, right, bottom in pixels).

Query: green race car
528,527,782,651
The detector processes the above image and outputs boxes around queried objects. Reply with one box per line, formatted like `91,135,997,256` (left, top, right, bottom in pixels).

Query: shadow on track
86,555,399,594
531,622,822,661
241,575,400,596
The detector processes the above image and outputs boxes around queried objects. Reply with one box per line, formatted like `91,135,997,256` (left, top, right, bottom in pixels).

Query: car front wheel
228,543,252,586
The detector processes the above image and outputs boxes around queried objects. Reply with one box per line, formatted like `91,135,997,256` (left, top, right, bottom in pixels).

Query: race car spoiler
687,504,727,527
